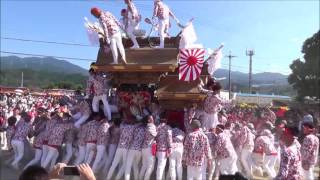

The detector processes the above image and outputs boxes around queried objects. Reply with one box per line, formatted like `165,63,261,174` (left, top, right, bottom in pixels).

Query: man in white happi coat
300,122,319,180
91,7,127,64
198,81,232,131
92,117,110,173
155,113,173,180
183,119,212,180
11,112,33,169
255,129,278,179
215,124,238,175
107,117,136,180
71,99,91,129
86,71,112,121
124,0,140,48
124,122,145,180
139,115,157,180
168,122,185,180
152,0,180,48
238,123,255,178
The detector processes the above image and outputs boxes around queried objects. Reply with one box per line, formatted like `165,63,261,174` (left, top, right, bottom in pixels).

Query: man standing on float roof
152,0,180,48
124,0,141,49
91,7,127,64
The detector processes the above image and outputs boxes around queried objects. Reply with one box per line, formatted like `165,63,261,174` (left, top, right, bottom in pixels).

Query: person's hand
48,163,66,179
77,163,96,180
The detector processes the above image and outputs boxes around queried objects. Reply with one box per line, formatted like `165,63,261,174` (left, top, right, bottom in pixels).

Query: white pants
251,152,264,177
102,144,117,176
41,146,59,170
158,18,169,48
92,145,106,173
240,147,253,176
302,165,314,180
139,147,155,180
168,146,183,180
201,158,207,180
72,112,82,120
110,31,126,64
263,155,277,178
127,18,139,47
11,140,24,168
125,149,142,180
41,144,49,165
107,148,128,180
74,145,86,165
156,151,168,180
275,146,281,170
1,131,7,150
85,143,96,165
203,112,219,130
207,159,216,180
74,114,90,129
219,155,238,175
24,148,42,169
50,150,59,170
62,143,73,164
92,94,111,121
187,165,202,180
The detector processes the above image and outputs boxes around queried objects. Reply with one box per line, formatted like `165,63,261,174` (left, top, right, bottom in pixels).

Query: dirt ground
0,147,319,180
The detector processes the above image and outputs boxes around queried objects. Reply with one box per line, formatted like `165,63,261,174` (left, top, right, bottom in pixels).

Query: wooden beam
92,64,178,72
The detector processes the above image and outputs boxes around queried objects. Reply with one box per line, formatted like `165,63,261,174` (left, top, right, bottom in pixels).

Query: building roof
236,93,291,99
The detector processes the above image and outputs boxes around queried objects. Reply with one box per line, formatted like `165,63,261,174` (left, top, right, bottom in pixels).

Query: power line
0,51,95,62
1,37,97,47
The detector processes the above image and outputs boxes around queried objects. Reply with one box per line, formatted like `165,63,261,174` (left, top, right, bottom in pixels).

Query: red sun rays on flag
179,48,205,81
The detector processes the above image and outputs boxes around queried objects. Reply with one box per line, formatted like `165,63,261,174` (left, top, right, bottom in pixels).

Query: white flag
86,28,100,45
179,22,203,48
207,45,224,75
84,17,103,45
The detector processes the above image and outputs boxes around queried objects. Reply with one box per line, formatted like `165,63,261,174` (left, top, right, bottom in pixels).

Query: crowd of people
0,76,319,180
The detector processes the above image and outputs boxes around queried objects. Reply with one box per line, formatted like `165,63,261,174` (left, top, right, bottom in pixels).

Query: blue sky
1,0,319,75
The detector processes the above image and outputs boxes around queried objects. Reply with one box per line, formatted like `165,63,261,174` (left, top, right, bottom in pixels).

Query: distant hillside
0,56,88,89
214,69,294,96
0,56,88,75
214,69,288,85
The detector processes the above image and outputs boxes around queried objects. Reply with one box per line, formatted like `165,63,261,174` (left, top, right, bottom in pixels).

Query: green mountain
0,56,88,90
1,56,88,75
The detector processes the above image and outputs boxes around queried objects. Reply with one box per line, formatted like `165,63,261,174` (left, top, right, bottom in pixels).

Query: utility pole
20,71,24,87
246,49,255,93
226,51,236,100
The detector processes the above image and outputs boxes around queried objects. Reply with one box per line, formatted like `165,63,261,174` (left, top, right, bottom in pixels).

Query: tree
288,30,320,101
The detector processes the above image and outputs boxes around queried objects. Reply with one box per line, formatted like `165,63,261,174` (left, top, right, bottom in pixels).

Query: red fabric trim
47,144,60,149
33,145,42,149
152,143,157,156
86,140,97,144
253,150,264,154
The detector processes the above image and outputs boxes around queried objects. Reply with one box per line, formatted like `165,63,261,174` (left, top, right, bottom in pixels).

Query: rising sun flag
179,48,205,81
